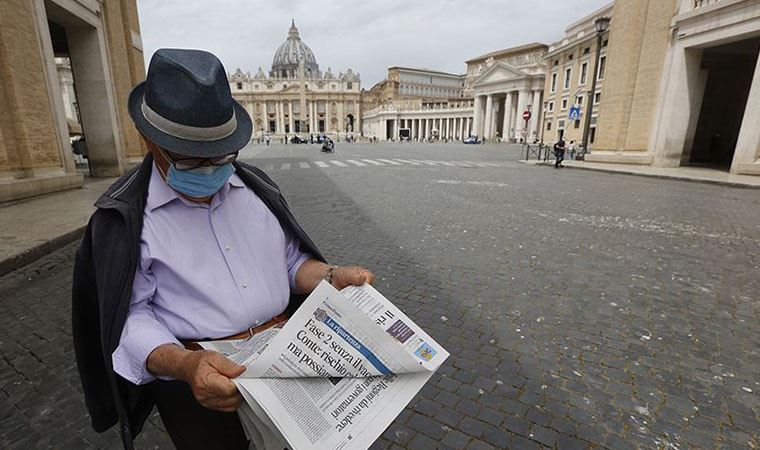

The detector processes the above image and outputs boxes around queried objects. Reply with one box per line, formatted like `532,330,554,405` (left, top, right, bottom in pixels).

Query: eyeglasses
159,147,238,171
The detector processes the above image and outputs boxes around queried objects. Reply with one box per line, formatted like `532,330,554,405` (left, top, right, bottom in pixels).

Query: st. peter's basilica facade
229,21,361,138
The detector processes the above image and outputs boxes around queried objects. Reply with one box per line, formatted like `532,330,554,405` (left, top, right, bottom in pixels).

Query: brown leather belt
181,312,289,351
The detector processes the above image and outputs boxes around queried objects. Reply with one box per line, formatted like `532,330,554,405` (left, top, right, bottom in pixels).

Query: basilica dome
271,20,320,78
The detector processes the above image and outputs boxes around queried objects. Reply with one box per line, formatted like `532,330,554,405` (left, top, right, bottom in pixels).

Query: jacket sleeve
71,219,118,432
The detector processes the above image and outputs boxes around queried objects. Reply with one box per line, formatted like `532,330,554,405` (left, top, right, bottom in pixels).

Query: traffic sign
568,106,582,121
522,110,532,121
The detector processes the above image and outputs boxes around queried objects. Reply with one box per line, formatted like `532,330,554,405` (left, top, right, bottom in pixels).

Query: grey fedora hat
128,48,252,158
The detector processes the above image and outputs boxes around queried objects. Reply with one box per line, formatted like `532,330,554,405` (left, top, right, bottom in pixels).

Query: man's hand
147,344,245,412
181,350,245,412
331,265,375,290
294,259,375,294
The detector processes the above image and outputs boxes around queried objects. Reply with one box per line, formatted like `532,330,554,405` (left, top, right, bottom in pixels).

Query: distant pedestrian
265,135,270,146
568,140,576,160
554,137,566,169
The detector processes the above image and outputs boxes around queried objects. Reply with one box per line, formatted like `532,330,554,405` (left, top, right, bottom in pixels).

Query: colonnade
250,99,358,135
472,90,543,142
389,116,473,141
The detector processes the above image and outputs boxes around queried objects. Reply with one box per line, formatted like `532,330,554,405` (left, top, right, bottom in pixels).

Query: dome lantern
271,20,320,79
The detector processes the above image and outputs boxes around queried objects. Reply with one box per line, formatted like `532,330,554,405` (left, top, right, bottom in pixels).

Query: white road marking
376,159,402,165
392,159,421,165
361,159,385,166
281,163,291,170
330,160,348,167
299,162,310,169
346,160,367,166
314,161,329,168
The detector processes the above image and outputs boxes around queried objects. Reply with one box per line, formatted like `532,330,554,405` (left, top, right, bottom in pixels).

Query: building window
551,73,558,93
547,121,552,131
590,127,597,143
236,82,243,90
577,96,584,106
568,53,574,61
574,120,581,129
548,101,554,112
347,82,353,89
580,62,588,85
564,68,572,89
561,98,568,110
594,92,601,104
602,39,609,48
597,56,607,80
583,47,590,55
553,60,559,66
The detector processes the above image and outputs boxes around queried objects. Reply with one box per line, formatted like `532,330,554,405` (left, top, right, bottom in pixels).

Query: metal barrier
524,144,552,162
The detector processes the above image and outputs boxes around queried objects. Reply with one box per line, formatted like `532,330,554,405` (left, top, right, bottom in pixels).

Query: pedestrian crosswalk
256,158,514,172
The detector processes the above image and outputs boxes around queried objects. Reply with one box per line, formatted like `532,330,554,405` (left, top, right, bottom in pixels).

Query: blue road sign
568,106,582,121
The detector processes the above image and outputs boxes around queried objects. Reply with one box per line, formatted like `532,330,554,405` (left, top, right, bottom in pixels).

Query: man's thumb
212,354,246,378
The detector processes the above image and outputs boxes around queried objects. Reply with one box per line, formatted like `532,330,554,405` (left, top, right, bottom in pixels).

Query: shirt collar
147,163,245,212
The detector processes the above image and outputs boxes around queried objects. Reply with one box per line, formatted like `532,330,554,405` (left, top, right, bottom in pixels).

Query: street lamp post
580,16,610,160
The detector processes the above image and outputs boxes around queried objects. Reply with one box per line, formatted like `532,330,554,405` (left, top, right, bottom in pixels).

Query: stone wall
0,0,62,176
594,0,677,153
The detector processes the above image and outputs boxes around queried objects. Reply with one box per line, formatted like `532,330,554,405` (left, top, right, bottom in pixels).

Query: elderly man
72,48,373,450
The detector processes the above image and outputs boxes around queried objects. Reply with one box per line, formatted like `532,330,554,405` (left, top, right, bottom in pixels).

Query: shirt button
242,283,248,289
225,245,231,251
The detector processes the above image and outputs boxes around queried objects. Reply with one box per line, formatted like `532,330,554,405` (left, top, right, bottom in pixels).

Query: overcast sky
136,0,612,88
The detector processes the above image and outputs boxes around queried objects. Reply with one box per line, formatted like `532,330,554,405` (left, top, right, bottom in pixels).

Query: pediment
473,62,528,86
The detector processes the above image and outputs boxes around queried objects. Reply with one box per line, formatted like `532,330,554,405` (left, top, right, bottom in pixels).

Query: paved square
1,142,758,449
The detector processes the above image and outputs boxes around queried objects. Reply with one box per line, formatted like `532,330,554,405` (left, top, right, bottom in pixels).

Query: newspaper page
202,281,449,450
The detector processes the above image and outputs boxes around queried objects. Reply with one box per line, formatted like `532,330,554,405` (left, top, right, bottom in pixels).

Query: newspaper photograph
201,281,449,450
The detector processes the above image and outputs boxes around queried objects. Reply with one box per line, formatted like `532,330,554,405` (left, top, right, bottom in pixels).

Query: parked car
463,136,481,145
290,135,308,144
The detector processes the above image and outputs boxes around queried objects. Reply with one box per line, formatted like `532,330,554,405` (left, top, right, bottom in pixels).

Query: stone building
361,67,473,141
229,21,361,138
0,0,146,203
467,43,548,143
589,0,760,176
542,3,613,145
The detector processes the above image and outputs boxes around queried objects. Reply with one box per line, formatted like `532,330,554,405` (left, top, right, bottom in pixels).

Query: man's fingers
361,269,375,285
205,371,240,398
209,353,246,378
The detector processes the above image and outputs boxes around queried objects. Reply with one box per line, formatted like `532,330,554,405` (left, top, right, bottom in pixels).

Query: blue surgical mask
166,163,235,198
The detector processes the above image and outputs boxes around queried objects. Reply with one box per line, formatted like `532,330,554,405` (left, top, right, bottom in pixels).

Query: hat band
141,99,237,141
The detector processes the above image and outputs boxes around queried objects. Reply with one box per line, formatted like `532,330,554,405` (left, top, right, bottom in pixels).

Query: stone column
338,102,344,133
516,91,529,142
531,90,542,140
325,102,332,132
484,95,494,139
287,101,294,133
458,117,463,140
731,47,760,175
472,95,483,138
502,92,513,142
426,117,432,138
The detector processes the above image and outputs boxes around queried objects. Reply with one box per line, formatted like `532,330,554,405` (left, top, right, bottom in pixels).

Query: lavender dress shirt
112,164,310,385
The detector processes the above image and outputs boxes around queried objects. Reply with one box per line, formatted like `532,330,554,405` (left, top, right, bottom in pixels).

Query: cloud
136,0,612,87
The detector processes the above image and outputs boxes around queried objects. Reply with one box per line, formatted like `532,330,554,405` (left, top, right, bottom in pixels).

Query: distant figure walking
568,140,576,160
554,137,566,169
265,135,270,146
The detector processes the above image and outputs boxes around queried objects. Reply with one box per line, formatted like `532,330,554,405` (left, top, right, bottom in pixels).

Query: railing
524,144,552,162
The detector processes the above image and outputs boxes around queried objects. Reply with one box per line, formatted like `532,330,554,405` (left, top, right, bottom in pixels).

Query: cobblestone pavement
1,142,758,449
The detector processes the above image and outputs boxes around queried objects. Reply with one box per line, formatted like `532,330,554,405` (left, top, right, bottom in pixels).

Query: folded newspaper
200,281,449,450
